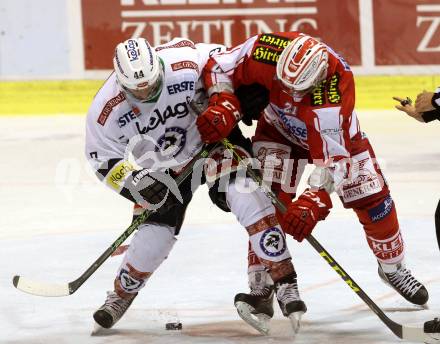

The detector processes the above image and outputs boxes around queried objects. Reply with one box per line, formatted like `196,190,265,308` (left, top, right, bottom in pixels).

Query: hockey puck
165,322,182,330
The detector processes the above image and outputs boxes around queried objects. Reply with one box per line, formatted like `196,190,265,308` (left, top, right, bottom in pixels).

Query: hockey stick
13,145,214,297
221,138,440,343
436,200,440,251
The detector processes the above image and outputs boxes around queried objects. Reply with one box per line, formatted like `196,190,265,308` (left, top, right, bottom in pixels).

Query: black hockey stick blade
436,200,440,251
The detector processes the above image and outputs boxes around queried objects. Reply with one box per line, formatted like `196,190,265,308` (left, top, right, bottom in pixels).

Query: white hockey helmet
113,38,163,101
276,35,329,95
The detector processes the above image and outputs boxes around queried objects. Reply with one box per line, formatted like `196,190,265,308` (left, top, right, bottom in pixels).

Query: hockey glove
196,92,242,143
280,189,332,242
234,83,269,126
121,169,183,213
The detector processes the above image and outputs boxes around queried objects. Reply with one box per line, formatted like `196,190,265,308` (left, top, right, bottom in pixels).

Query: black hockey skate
275,274,307,334
93,291,137,329
378,262,429,306
234,270,274,335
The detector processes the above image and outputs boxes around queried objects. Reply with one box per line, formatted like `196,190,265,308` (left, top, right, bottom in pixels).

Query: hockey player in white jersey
86,37,304,334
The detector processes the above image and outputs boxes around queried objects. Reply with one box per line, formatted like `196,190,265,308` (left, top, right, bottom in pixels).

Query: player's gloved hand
196,92,242,143
280,189,332,242
123,169,183,213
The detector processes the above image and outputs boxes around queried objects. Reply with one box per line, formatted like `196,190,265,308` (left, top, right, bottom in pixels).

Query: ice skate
234,270,274,335
378,261,429,306
93,291,137,329
275,274,307,334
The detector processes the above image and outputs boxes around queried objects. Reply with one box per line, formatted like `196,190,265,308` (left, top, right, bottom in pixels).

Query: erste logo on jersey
167,80,195,95
154,126,187,157
136,101,190,134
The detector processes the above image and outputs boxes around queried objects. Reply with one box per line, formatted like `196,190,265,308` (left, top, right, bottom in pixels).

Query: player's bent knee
226,177,275,227
116,224,177,296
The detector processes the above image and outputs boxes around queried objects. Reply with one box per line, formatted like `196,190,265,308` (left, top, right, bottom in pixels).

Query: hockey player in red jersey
198,31,429,334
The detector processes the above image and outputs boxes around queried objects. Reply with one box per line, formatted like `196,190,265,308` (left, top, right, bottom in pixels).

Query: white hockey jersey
85,38,225,194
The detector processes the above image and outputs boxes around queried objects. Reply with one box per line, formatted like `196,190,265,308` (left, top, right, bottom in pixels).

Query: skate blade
235,301,271,335
287,310,305,335
424,333,440,344
91,322,109,336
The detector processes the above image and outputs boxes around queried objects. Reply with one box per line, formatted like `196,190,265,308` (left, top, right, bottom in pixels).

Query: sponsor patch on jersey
118,108,141,128
106,160,135,191
136,101,190,134
327,74,341,104
154,126,187,158
259,227,286,257
367,231,404,262
155,40,196,51
252,46,282,65
368,195,394,222
171,60,199,73
310,74,341,106
339,151,383,203
311,83,326,106
253,142,291,184
276,109,308,140
258,34,292,50
167,80,195,95
98,92,126,126
204,145,251,183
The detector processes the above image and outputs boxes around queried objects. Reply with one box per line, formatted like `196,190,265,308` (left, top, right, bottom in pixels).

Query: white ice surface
0,111,439,344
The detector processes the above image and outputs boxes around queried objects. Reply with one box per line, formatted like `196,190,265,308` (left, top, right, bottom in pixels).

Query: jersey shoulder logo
98,92,126,126
310,73,342,106
171,60,199,73
156,40,196,51
252,34,292,66
258,34,292,50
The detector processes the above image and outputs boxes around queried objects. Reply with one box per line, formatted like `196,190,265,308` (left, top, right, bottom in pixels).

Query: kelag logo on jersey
154,126,187,157
136,101,189,134
368,195,394,222
277,109,307,140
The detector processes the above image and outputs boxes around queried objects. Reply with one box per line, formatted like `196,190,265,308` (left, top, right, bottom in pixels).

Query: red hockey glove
280,189,332,242
196,92,241,143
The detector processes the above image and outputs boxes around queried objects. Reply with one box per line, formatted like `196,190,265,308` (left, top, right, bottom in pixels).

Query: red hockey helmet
276,35,328,96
